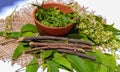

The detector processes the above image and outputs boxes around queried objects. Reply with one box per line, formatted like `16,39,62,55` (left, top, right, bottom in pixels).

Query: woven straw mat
0,2,39,67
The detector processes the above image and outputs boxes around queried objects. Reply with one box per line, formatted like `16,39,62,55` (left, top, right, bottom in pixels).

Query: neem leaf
41,50,53,59
54,57,72,71
86,52,102,63
67,34,81,39
95,15,103,23
96,52,116,71
67,33,90,41
21,24,38,33
36,6,76,27
0,32,21,38
42,63,48,71
66,54,90,72
93,63,108,72
7,32,21,38
53,53,72,71
87,51,116,72
84,59,95,72
103,24,120,33
12,43,29,60
32,4,42,9
26,57,39,72
96,64,108,72
79,33,90,40
46,60,59,72
53,52,62,58
84,57,108,72
21,32,38,37
101,65,108,72
41,50,53,71
116,65,120,72
0,32,4,36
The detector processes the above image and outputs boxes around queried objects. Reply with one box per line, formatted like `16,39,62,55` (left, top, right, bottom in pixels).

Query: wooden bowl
32,2,75,36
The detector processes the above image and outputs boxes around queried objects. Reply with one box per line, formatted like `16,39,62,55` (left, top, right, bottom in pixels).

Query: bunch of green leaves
0,24,38,60
4,23,117,72
11,24,39,59
0,5,119,71
74,12,120,50
20,24,38,37
23,49,117,72
35,5,76,27
0,24,38,38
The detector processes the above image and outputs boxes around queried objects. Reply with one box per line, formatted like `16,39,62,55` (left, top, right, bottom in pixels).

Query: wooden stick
29,42,92,49
25,46,85,54
25,47,95,61
57,49,96,61
19,36,93,45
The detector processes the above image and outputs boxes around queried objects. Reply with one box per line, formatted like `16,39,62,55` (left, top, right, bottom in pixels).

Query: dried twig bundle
21,36,95,61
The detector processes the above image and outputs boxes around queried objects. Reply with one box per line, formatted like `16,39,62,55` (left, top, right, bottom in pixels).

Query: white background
0,0,120,72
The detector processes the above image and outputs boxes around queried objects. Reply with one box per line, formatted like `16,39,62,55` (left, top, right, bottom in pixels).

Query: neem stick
19,36,93,45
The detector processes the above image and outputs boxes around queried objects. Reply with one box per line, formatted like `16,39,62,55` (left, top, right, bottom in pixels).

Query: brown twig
29,42,92,49
57,49,95,61
25,46,86,54
25,47,95,61
19,36,93,45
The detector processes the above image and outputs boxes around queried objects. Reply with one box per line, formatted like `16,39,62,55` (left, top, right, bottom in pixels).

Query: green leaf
67,34,81,39
41,50,53,59
84,58,108,72
87,51,116,72
12,43,29,60
85,52,103,72
26,57,39,72
116,65,120,72
84,59,95,72
86,52,102,63
103,24,120,33
66,54,90,72
54,57,72,71
99,64,108,72
35,6,76,27
7,32,21,38
54,52,62,58
46,60,59,72
21,24,38,33
0,32,4,36
95,63,108,72
79,33,90,40
96,53,116,71
0,32,21,38
21,32,38,37
42,63,48,71
95,15,103,23
53,52,72,71
67,33,90,41
32,4,42,9
41,50,53,71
